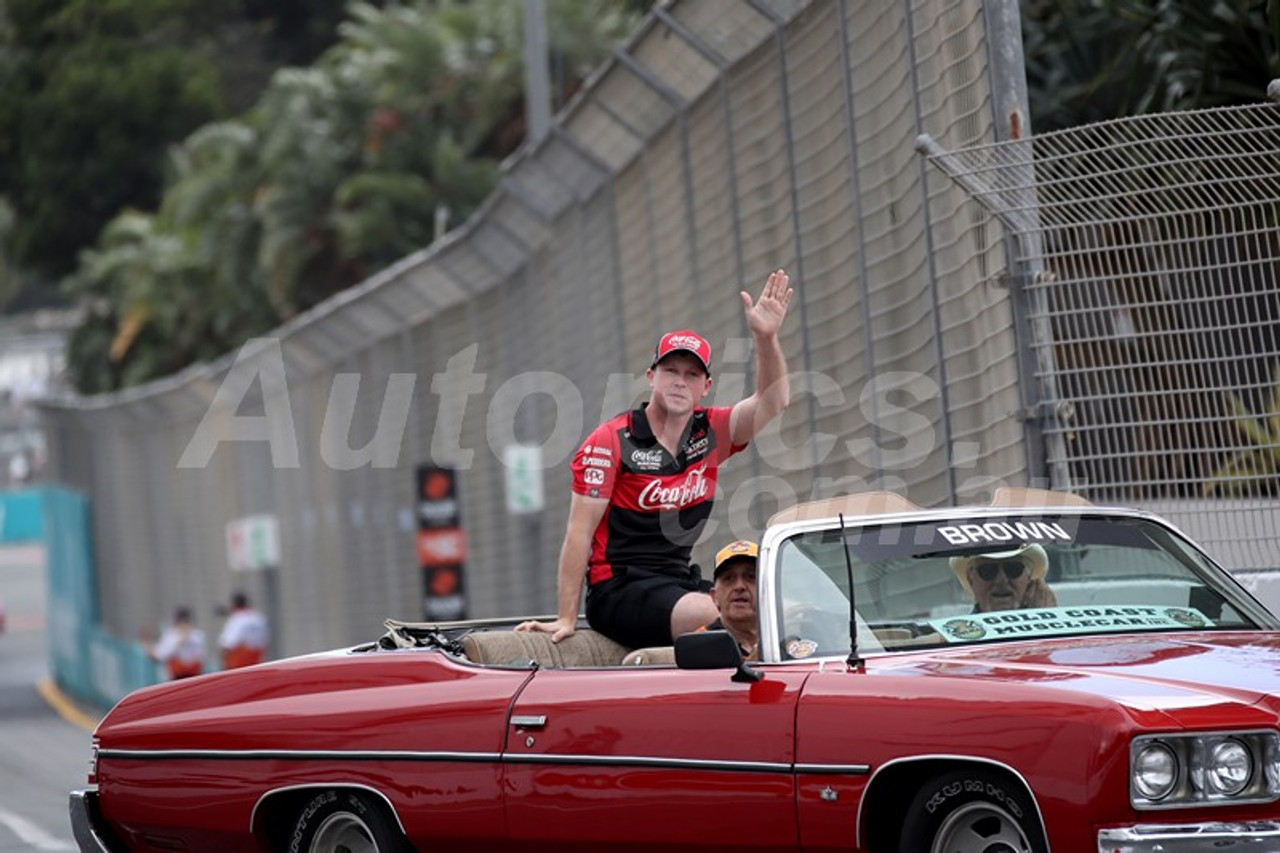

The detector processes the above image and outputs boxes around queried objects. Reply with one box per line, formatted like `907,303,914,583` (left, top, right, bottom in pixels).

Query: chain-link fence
921,100,1280,571
37,0,1091,660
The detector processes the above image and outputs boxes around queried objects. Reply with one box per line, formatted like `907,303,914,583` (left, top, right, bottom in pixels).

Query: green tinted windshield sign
936,520,1071,546
842,516,1155,562
929,606,1214,642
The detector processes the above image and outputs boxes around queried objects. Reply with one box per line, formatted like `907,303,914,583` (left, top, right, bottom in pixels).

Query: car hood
883,631,1280,716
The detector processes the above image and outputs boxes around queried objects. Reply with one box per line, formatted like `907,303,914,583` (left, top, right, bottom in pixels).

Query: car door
503,665,807,852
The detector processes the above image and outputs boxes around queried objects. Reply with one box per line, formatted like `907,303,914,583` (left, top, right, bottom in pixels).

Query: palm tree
63,211,201,389
60,0,643,391
161,121,276,357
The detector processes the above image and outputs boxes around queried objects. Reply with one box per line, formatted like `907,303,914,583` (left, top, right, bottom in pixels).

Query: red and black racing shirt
572,404,745,585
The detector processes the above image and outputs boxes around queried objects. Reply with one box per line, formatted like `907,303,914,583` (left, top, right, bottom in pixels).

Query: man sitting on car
950,543,1057,613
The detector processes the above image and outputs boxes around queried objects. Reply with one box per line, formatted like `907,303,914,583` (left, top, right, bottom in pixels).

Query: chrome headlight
1132,741,1177,801
1132,731,1280,809
1266,736,1280,791
1204,738,1252,796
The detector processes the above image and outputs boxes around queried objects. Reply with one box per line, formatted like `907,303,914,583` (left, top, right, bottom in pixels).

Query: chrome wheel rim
931,801,1031,853
308,812,378,853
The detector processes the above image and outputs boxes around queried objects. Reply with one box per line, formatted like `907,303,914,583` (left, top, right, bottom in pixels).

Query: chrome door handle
511,715,547,729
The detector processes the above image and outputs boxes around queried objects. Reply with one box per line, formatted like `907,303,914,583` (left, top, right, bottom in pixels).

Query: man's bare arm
515,492,609,642
731,268,794,446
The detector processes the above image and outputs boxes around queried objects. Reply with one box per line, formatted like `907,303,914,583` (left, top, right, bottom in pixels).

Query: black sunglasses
974,560,1027,582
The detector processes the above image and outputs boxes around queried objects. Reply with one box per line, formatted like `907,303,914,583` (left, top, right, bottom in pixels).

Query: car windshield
775,513,1279,659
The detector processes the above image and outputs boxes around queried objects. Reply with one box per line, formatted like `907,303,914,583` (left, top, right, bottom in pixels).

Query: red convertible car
72,488,1280,852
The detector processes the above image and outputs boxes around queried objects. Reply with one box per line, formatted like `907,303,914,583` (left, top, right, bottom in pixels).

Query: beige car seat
460,629,630,667
620,646,677,666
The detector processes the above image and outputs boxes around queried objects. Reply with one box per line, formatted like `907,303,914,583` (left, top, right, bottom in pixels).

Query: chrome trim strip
500,754,792,773
98,746,803,774
1098,821,1280,853
98,748,501,762
794,763,870,775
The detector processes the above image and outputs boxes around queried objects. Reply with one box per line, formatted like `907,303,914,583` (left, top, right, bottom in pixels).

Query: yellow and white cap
713,539,759,578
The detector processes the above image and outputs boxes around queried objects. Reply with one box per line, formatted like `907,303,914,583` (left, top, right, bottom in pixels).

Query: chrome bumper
1098,821,1280,852
69,790,120,853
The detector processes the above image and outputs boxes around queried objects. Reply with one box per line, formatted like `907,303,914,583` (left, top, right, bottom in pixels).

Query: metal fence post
983,0,1069,489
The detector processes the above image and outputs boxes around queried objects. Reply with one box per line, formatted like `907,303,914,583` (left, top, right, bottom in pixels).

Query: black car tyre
288,789,408,853
899,768,1047,853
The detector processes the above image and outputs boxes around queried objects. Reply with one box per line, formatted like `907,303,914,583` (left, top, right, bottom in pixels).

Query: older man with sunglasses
950,544,1057,613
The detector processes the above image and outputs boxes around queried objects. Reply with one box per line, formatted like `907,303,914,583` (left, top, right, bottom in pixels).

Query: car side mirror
674,630,763,683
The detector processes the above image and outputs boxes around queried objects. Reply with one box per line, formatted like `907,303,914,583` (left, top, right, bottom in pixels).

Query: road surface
0,545,96,852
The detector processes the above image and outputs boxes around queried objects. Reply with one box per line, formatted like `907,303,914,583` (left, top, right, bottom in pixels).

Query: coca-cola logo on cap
666,334,704,352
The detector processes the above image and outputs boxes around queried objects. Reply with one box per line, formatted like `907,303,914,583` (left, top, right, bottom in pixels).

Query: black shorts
586,565,707,649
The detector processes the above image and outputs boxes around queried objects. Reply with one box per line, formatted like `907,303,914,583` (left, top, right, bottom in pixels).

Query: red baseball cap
651,330,711,374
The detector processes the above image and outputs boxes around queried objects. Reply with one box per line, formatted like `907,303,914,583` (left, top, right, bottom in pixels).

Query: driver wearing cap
702,539,760,659
950,544,1057,612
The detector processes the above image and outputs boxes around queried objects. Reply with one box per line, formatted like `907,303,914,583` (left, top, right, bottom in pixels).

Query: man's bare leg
670,591,720,640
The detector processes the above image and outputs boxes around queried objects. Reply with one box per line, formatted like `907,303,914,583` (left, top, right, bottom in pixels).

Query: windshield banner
928,605,1214,643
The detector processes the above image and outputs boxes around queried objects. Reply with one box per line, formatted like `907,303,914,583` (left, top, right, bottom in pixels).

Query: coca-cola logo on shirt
637,466,710,510
630,448,665,470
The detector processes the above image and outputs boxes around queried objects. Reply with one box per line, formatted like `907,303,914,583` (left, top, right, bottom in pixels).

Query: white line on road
0,807,74,851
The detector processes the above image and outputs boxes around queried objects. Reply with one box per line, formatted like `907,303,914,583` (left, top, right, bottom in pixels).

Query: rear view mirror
674,630,762,682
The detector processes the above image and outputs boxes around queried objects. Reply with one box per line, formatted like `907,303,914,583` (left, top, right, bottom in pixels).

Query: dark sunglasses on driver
974,560,1027,582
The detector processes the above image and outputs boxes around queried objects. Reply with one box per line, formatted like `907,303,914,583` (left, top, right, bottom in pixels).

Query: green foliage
0,0,351,287
57,0,640,393
30,0,1280,394
1023,0,1280,132
0,198,15,305
0,2,226,276
17,45,222,270
1205,365,1280,497
64,204,279,393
